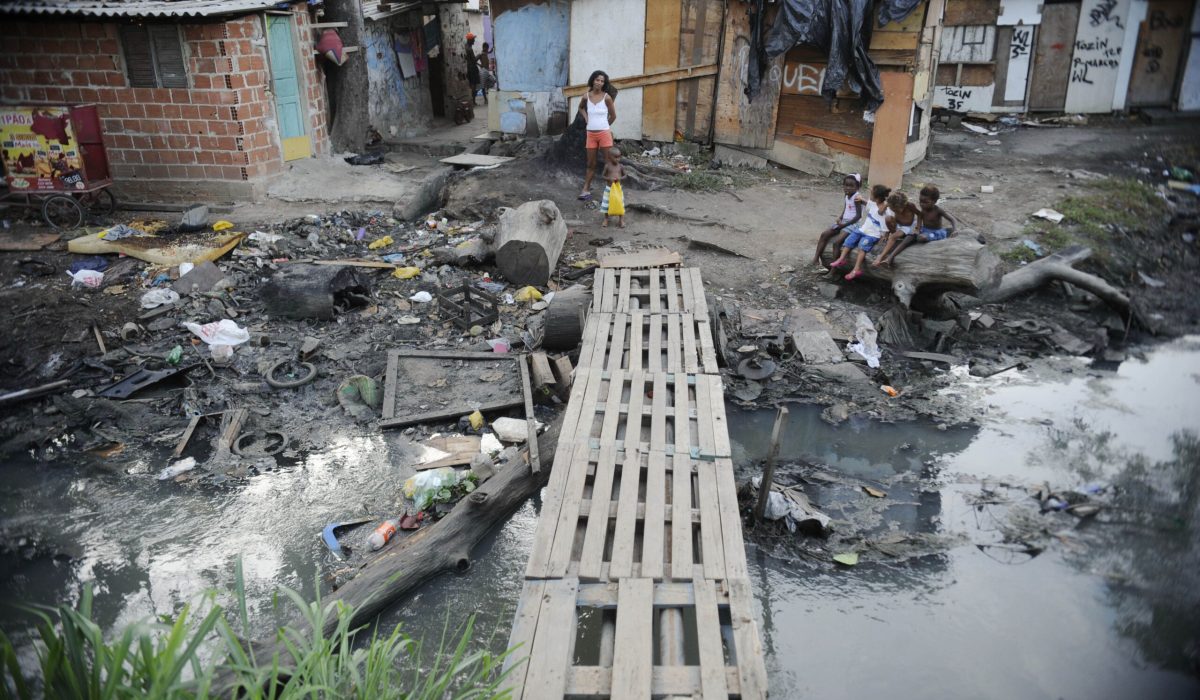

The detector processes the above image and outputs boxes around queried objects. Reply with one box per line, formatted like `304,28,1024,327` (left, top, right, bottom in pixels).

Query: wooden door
266,15,311,161
1028,2,1081,110
867,71,914,190
1129,0,1192,105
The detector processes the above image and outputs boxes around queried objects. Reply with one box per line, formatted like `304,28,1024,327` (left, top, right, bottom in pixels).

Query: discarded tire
265,360,317,389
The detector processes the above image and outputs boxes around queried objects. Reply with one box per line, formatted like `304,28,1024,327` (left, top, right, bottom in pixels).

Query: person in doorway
828,184,894,281
577,70,617,201
477,41,496,97
601,146,626,229
811,173,865,270
465,33,481,105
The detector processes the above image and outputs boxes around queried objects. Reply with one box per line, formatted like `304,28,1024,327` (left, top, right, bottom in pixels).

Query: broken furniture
96,365,195,399
436,284,499,331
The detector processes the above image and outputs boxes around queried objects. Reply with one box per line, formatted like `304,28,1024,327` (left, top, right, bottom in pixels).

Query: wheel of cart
77,187,117,216
40,193,85,231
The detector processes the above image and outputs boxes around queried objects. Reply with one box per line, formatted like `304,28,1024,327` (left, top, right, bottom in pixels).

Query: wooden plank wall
643,0,683,140
713,0,783,149
676,0,725,141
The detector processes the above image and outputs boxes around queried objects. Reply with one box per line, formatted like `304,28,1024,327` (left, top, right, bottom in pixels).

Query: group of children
813,174,957,280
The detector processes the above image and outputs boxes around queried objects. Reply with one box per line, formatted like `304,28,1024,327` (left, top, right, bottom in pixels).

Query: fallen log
821,234,1003,307
495,200,567,286
260,264,373,320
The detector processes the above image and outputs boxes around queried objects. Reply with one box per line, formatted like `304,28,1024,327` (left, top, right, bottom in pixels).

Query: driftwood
495,200,567,286
823,236,1135,319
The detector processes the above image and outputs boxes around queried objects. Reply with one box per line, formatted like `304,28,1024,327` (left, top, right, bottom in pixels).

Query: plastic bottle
367,518,400,550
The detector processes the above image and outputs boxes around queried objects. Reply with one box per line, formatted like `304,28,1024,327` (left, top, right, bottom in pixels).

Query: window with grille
119,25,188,88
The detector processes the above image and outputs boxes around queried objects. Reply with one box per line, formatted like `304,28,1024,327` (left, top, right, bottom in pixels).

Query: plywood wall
569,0,645,140
713,0,783,149
491,0,570,91
1064,0,1134,112
675,0,724,141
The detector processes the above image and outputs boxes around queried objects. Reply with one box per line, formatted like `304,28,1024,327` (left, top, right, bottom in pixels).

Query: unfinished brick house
0,0,331,200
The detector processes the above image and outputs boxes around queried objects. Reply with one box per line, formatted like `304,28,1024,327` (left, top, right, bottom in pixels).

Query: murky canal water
3,338,1199,697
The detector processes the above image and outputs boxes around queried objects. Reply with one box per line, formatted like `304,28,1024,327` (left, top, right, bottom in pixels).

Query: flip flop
844,270,863,281
828,260,847,269
577,192,592,201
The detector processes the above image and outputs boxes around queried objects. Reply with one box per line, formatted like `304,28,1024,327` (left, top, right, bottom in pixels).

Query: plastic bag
607,181,625,216
392,266,421,279
185,319,250,346
409,291,433,303
403,467,461,512
68,269,104,288
140,288,181,309
514,286,543,303
368,235,394,250
848,313,880,368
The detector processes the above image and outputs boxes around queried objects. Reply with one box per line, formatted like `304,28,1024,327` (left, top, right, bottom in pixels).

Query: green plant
1001,244,1038,264
1055,178,1165,240
0,561,513,700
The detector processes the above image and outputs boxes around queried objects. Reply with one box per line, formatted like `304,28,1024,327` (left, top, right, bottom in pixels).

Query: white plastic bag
409,291,433,303
140,288,181,309
402,467,461,511
849,313,881,369
68,269,104,288
185,319,250,346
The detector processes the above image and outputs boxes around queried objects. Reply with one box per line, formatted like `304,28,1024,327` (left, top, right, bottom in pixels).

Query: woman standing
577,70,617,200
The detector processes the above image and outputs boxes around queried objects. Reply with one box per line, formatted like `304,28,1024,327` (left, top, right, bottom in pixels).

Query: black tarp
747,0,924,112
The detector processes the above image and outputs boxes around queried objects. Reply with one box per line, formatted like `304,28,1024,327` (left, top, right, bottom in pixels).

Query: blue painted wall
493,0,569,91
365,18,432,139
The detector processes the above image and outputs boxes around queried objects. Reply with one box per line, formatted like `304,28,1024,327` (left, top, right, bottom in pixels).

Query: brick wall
0,6,329,201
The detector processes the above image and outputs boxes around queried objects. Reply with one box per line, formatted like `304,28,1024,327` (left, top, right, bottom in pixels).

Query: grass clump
1056,178,1165,241
0,562,513,700
669,171,731,192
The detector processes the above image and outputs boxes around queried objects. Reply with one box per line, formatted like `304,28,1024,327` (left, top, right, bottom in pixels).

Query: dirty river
3,337,1199,698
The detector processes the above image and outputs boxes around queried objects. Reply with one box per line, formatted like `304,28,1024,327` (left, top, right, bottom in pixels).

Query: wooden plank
867,71,914,190
671,452,693,580
1129,0,1191,106
592,268,606,311
943,0,999,25
870,30,920,51
579,445,618,581
680,270,696,311
696,462,725,579
628,311,644,373
728,578,767,699
416,435,482,470
625,370,646,447
547,444,594,577
709,376,731,459
697,319,718,373
580,313,608,370
713,0,783,149
693,579,730,699
382,351,399,419
672,372,689,453
648,314,663,373
641,451,667,579
562,63,718,97
648,268,661,313
617,269,632,311
714,458,748,579
665,268,679,312
526,443,584,578
644,0,683,140
598,248,684,269
607,313,627,373
694,372,716,456
1028,3,1080,111
523,578,579,697
575,367,608,441
378,397,523,430
610,579,654,699
687,268,709,316
439,153,515,166
0,232,60,251
650,372,668,450
666,314,681,373
558,367,597,442
172,414,204,458
502,579,547,699
567,666,742,697
682,312,698,374
600,369,625,444
600,269,617,313
609,449,642,579
519,357,541,473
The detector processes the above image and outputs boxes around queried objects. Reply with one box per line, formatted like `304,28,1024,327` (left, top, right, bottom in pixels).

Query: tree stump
494,200,568,286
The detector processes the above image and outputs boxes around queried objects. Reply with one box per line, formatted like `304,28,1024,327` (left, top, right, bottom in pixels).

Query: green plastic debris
165,345,182,365
833,552,859,567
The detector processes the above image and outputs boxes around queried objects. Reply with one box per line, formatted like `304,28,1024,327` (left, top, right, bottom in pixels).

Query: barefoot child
812,174,865,268
872,191,922,267
828,184,893,281
876,184,958,263
601,146,626,228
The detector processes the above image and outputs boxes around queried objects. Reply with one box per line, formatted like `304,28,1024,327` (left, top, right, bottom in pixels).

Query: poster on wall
0,106,85,192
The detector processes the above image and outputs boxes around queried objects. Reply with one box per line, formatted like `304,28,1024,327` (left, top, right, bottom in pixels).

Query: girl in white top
812,173,865,268
828,184,895,281
576,70,616,200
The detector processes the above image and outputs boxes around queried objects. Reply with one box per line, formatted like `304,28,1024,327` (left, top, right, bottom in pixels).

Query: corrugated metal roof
0,0,301,19
362,0,427,22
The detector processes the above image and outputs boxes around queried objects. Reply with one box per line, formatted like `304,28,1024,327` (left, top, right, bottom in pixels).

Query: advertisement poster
0,106,86,191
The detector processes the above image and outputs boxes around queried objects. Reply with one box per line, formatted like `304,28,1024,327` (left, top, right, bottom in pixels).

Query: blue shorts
843,229,880,252
921,228,949,241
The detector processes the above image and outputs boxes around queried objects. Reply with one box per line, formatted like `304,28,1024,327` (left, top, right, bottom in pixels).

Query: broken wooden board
418,435,483,470
68,230,246,266
597,247,683,269
439,153,515,167
791,330,844,364
0,232,60,251
380,349,525,430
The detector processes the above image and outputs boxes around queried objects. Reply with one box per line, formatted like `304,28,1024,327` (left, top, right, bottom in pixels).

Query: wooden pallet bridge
505,266,767,699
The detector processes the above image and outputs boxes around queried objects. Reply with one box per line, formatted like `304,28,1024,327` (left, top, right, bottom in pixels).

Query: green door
266,15,310,160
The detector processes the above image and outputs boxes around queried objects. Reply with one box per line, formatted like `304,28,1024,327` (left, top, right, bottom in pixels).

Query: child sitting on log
872,190,922,268
828,183,894,281
812,173,865,270
873,185,958,265
601,146,626,229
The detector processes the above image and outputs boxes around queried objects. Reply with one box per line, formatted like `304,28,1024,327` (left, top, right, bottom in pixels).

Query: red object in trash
1,104,111,192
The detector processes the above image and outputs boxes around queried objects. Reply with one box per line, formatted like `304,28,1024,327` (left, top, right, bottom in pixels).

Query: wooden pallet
525,442,748,582
503,577,767,699
592,267,709,316
555,369,731,460
577,312,719,376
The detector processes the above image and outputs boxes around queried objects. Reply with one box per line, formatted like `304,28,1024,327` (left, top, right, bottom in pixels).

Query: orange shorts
586,129,614,149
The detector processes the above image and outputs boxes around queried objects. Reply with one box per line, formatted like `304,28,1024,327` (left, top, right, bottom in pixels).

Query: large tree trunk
495,200,568,286
821,235,1003,307
324,0,369,153
438,3,473,116
260,265,373,320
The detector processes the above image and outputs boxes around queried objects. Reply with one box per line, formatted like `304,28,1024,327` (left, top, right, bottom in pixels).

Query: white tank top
586,95,609,131
840,194,859,223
